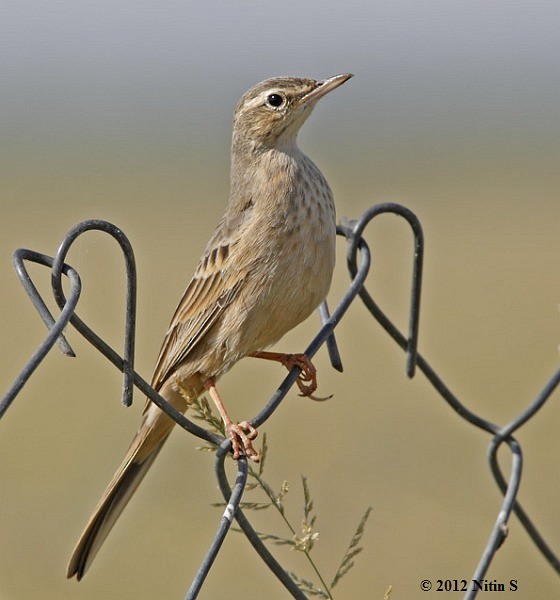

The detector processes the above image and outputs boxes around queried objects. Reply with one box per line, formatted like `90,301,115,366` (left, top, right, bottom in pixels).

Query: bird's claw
227,421,260,462
301,391,333,402
280,353,332,401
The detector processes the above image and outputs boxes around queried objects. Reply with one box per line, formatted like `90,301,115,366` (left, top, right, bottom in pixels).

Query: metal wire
185,444,249,599
51,220,138,407
0,250,80,418
1,203,559,598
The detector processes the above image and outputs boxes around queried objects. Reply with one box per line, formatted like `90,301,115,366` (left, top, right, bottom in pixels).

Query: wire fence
1,202,559,599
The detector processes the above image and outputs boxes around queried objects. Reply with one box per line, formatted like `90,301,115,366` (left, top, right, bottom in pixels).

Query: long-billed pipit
67,73,352,579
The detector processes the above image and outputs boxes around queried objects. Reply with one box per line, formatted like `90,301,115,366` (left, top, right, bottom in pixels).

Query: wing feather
148,240,245,393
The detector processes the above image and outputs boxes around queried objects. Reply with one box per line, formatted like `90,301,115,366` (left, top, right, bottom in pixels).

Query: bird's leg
249,351,332,401
203,378,259,462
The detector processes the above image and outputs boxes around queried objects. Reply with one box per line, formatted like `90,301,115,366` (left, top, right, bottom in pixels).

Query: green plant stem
250,468,334,600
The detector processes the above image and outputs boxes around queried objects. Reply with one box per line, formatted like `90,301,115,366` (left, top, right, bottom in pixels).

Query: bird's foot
250,351,332,401
204,377,260,462
280,353,332,401
227,420,260,462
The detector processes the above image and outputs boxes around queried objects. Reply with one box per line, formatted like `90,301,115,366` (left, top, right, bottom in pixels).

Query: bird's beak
296,73,353,107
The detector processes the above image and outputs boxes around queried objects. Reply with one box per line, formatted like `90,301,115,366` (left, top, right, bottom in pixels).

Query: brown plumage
67,73,352,580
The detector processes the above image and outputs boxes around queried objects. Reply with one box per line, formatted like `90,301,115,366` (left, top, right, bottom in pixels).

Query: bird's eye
266,93,285,108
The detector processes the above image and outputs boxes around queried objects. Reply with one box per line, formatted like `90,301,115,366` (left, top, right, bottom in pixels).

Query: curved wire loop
0,251,81,418
50,220,138,407
1,205,560,599
345,202,424,378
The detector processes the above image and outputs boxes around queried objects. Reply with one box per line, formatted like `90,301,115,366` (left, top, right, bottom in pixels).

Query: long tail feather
67,392,187,580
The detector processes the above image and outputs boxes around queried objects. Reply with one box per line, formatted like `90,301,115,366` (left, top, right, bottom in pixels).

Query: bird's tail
67,395,186,580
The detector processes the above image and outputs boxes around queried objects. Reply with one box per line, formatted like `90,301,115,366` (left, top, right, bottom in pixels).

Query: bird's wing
149,237,246,395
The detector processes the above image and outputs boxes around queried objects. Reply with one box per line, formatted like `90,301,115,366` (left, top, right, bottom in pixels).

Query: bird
67,73,353,580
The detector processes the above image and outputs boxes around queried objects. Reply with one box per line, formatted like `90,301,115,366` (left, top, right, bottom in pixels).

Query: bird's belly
221,230,335,360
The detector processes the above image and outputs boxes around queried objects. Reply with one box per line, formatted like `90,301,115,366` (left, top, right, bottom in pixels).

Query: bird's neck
230,135,305,198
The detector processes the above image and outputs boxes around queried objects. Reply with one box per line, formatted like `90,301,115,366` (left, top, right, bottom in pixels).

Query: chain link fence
2,203,559,599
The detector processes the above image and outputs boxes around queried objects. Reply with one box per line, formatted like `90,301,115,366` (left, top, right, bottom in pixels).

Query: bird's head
232,74,352,150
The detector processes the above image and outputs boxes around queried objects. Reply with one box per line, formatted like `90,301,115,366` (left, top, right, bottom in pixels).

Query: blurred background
1,1,559,598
